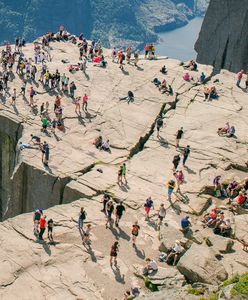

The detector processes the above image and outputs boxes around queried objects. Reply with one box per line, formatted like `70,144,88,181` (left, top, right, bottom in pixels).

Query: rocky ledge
0,39,248,300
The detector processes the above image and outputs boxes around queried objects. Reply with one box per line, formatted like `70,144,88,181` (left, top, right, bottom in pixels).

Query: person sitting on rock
165,84,173,95
159,79,167,93
199,72,206,82
183,72,190,81
218,123,230,135
119,91,134,104
152,78,161,87
209,86,218,100
100,139,111,153
219,218,231,235
160,65,167,75
166,240,183,266
230,190,247,209
205,207,218,227
142,258,158,276
225,126,236,138
93,135,103,149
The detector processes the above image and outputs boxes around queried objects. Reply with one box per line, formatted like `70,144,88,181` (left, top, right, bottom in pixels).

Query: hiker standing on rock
117,165,123,185
106,200,115,229
131,221,140,246
82,224,92,245
110,241,119,267
115,201,125,227
175,127,184,148
101,193,110,212
172,154,181,170
156,115,164,137
47,218,54,242
157,203,166,229
82,93,88,113
183,145,190,166
39,215,47,240
144,197,154,221
78,207,86,232
122,163,127,184
33,208,43,237
167,179,176,201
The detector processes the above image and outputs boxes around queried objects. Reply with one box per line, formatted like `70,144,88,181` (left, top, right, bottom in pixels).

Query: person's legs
39,228,45,240
183,156,188,166
173,254,178,266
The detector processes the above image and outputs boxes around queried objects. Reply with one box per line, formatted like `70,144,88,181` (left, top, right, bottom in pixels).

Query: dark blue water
156,17,204,61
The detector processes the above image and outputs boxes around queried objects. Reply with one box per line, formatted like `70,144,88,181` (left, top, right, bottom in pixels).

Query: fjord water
156,17,204,61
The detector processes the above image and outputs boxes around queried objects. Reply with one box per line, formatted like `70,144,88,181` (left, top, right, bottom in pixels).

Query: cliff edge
195,0,248,74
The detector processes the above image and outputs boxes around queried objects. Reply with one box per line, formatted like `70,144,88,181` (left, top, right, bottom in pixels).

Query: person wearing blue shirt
181,216,191,232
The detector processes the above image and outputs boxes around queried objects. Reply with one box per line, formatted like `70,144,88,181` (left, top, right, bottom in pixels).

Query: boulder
234,215,248,241
133,264,185,288
159,222,184,252
177,244,228,284
207,235,234,253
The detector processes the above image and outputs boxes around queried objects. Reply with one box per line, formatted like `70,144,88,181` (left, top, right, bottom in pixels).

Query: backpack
122,54,125,61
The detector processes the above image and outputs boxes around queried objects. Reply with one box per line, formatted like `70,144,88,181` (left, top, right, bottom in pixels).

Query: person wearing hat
166,240,183,266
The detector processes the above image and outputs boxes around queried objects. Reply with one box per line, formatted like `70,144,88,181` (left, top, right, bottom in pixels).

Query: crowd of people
1,25,247,300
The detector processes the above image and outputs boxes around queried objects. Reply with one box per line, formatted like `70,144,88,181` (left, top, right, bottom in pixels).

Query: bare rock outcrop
195,0,248,74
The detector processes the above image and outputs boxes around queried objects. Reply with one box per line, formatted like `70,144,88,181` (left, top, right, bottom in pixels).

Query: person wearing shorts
144,197,154,220
106,200,114,228
131,221,140,246
110,241,119,267
158,204,166,228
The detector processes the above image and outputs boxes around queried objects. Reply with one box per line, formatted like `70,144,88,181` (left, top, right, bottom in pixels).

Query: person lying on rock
142,258,158,276
30,134,41,146
93,135,103,149
119,91,134,104
166,240,183,266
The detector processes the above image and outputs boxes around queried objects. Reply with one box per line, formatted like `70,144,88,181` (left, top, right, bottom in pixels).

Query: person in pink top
236,69,244,87
83,94,88,112
183,72,190,81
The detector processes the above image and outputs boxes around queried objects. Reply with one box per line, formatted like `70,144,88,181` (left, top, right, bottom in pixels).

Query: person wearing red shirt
39,215,47,240
83,94,88,112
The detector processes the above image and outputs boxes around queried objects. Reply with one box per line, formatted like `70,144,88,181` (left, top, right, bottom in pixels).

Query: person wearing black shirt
183,145,191,166
176,127,184,148
115,201,125,227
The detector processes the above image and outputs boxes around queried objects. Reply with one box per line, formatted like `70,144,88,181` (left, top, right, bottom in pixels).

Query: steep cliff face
0,0,208,47
195,0,248,74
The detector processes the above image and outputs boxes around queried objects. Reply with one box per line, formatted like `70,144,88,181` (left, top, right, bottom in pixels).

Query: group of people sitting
93,136,111,153
183,60,198,71
144,43,156,60
204,86,218,100
152,78,173,95
202,207,232,236
213,175,248,209
217,122,236,137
